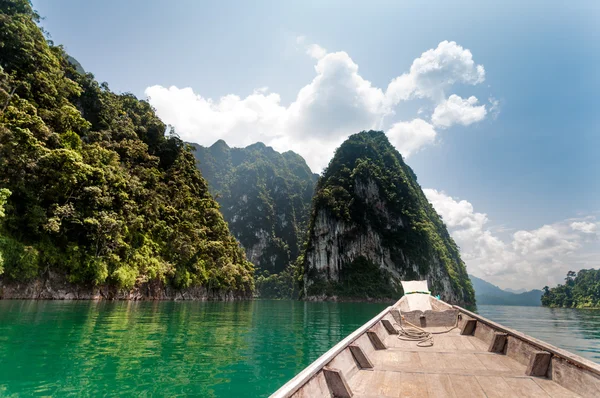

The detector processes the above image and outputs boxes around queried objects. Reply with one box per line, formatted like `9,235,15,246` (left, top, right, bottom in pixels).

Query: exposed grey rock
0,272,250,301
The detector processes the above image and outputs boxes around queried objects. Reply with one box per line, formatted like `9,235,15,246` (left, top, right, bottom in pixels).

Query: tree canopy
302,131,475,302
542,269,600,308
0,0,253,294
192,141,317,274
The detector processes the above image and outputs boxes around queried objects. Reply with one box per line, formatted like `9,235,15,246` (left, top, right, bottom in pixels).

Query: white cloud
425,189,600,290
146,39,489,171
306,43,327,60
387,119,437,158
571,221,598,234
432,95,486,128
385,40,485,104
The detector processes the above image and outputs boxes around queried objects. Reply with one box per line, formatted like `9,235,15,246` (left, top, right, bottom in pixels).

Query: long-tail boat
271,281,600,397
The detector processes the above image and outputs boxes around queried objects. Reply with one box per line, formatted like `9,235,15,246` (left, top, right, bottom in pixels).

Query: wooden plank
369,371,386,397
467,336,489,351
426,373,457,398
488,332,508,353
397,372,427,398
550,356,600,397
449,375,486,398
454,305,600,377
347,371,370,395
525,351,551,377
476,375,516,398
328,348,360,382
494,354,527,373
373,365,523,378
460,319,476,335
381,319,398,335
506,335,540,366
474,353,511,372
503,377,550,397
349,344,373,369
323,366,353,398
367,329,386,350
290,372,330,398
533,378,582,398
390,309,402,324
459,336,477,351
381,371,401,398
376,350,421,369
271,305,392,398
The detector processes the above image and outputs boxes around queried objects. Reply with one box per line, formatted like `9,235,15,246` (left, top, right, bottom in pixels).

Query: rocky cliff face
191,141,318,274
302,131,474,304
0,272,250,301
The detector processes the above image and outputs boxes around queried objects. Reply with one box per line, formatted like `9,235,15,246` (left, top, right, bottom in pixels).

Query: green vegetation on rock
302,131,475,303
191,141,318,277
542,269,600,308
0,0,253,295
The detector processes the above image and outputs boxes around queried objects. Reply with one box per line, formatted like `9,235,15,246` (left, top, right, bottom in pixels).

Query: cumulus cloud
432,95,486,128
387,119,437,157
425,189,600,290
571,221,598,234
146,39,489,171
385,40,485,104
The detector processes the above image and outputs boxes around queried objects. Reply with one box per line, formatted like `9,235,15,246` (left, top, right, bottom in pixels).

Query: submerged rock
301,131,475,304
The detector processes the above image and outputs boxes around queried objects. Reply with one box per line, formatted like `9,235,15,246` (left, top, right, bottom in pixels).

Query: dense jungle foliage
192,141,318,275
303,131,474,302
542,269,600,308
0,0,253,293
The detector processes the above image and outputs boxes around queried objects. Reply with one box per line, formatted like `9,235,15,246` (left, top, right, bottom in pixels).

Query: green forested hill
542,269,600,308
0,0,253,296
191,140,318,275
302,131,474,303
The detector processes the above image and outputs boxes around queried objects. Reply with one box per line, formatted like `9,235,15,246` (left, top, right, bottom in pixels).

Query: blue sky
34,0,599,289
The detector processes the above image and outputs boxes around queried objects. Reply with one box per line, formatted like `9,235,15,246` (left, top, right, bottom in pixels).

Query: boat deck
272,297,600,398
349,327,580,397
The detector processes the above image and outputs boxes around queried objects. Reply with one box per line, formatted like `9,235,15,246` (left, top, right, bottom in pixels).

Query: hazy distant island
469,275,543,306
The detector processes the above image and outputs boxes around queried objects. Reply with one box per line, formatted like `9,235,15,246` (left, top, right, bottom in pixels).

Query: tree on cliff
0,0,253,294
191,141,318,275
301,131,475,303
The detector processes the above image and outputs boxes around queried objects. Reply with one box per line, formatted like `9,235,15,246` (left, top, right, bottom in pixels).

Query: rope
394,313,459,347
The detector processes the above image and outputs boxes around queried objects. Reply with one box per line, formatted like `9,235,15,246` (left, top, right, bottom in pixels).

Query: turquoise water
476,305,600,363
0,300,386,397
1,301,599,397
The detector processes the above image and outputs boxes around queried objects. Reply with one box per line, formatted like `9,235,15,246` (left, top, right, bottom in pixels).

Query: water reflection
0,300,386,397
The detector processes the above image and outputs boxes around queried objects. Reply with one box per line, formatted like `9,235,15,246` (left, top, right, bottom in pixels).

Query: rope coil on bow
393,313,459,347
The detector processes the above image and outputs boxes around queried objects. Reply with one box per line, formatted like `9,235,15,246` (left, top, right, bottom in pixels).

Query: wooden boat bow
271,282,600,397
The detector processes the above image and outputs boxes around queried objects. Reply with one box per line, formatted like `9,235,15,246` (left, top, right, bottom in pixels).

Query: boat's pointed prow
398,280,432,312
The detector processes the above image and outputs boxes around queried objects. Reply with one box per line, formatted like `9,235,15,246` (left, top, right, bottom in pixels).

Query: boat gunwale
454,305,600,375
269,304,395,398
271,298,600,397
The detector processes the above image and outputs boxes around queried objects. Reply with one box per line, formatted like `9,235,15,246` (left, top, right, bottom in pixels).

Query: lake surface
1,301,599,397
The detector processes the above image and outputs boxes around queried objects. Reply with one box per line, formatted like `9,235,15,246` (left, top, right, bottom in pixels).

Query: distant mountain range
469,275,542,306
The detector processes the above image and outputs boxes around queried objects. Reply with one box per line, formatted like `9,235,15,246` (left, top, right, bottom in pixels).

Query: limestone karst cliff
302,131,475,304
191,141,318,274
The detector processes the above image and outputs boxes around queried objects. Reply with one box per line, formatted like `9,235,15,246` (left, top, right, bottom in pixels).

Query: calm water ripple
476,305,600,364
1,301,599,397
